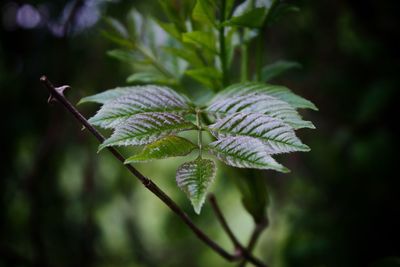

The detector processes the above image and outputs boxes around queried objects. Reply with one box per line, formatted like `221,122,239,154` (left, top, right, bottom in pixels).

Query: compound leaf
99,112,195,150
176,158,216,214
208,136,289,172
209,113,310,154
125,135,197,163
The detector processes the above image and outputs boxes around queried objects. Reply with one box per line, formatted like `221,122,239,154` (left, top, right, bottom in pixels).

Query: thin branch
209,194,242,250
39,76,267,267
209,194,269,267
238,218,269,267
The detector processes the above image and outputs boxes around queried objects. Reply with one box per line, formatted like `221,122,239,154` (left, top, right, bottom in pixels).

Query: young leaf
207,93,315,129
210,82,318,111
88,86,192,129
182,31,217,54
125,136,197,163
208,136,289,172
260,60,301,82
209,113,310,154
192,0,216,27
99,112,195,150
176,158,216,214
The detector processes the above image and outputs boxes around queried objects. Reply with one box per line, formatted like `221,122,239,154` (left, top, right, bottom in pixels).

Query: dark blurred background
1,0,399,267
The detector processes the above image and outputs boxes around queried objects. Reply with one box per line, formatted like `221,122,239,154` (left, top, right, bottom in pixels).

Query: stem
40,76,267,266
219,0,229,87
196,108,203,157
209,195,269,267
209,194,242,250
238,218,268,267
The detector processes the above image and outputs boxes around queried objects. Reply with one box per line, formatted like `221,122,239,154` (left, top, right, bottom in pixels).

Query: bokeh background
1,0,399,267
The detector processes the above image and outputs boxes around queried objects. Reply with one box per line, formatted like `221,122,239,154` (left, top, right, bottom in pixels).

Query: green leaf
208,136,289,172
182,31,217,54
126,72,177,86
224,7,268,28
156,21,182,40
210,82,318,111
103,17,128,39
176,158,216,214
267,3,300,25
192,0,216,27
260,60,301,81
163,46,204,67
125,136,197,163
185,67,222,89
99,112,195,150
107,49,137,63
209,113,310,154
87,86,192,129
207,90,315,129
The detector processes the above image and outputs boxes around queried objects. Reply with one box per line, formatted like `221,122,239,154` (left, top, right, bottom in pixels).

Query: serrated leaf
182,31,217,54
224,7,268,28
210,82,318,111
207,92,315,129
99,112,195,150
125,136,197,163
209,113,310,154
261,60,301,82
176,158,216,214
192,0,216,27
208,136,289,172
185,67,222,89
87,86,192,129
126,72,177,86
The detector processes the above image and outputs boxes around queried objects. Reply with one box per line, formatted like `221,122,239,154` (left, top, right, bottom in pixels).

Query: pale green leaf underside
87,86,192,129
207,93,315,130
211,82,318,111
125,135,197,163
209,113,310,154
176,158,216,214
78,87,135,105
208,136,289,173
99,112,195,150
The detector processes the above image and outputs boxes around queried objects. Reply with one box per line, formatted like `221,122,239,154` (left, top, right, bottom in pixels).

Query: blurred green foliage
0,0,399,267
